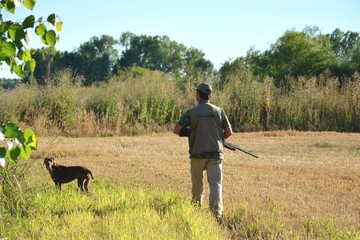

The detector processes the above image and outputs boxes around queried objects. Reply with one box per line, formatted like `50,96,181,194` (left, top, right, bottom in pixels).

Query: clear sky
1,0,360,78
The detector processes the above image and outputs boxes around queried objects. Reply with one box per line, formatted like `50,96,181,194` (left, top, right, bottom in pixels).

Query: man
173,83,232,222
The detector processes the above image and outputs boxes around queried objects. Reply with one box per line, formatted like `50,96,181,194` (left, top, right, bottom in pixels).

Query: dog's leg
83,178,90,192
77,178,84,191
56,182,62,191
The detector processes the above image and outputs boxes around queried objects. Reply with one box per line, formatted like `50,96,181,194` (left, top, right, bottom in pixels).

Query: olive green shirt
178,102,231,159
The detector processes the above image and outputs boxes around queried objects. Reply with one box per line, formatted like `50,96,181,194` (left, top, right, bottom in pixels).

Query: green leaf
11,64,24,78
8,146,21,164
47,13,56,25
23,0,36,10
45,30,57,46
23,15,35,29
40,34,47,45
4,122,20,138
20,144,32,160
0,147,6,158
4,1,16,13
24,128,37,150
17,49,24,60
24,58,36,73
0,42,16,57
21,49,32,61
0,21,11,34
7,24,21,40
8,24,25,42
35,23,46,36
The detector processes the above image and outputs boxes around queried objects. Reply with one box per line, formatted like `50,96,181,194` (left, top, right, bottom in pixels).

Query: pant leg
206,158,223,218
190,159,207,205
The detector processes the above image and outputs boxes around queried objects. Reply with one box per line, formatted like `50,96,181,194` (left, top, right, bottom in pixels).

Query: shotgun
179,128,258,159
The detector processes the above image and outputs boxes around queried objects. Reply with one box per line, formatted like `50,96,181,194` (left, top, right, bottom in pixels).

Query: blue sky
1,0,360,78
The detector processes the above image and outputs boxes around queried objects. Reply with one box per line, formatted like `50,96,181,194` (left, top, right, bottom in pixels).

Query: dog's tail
88,170,94,179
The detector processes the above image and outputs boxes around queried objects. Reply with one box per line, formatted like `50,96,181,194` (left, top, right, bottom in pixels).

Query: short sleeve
221,109,231,129
178,109,190,127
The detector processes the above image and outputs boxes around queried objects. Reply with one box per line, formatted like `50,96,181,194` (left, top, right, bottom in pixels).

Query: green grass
1,179,226,239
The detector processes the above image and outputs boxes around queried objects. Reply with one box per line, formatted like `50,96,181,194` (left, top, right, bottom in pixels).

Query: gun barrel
224,141,259,158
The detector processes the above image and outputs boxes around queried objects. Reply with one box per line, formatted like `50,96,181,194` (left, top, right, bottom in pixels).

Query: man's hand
179,127,190,137
173,123,183,135
224,126,232,139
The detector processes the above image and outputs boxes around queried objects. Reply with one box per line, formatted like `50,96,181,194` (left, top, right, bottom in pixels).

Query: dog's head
43,157,55,172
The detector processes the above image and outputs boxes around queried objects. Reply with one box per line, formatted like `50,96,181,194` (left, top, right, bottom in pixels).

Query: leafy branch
0,122,37,166
0,0,62,78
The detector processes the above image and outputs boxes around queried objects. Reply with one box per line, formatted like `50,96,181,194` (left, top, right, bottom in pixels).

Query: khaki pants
190,158,223,218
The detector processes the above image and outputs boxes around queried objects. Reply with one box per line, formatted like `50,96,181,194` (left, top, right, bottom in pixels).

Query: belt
190,152,223,159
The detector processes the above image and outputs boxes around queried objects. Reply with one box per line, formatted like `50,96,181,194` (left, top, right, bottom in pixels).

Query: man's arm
224,126,232,139
173,123,183,135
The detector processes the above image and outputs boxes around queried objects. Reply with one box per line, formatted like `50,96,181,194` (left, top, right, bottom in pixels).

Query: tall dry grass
1,69,359,136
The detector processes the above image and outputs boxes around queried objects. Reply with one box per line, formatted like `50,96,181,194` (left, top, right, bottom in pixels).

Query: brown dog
44,157,94,192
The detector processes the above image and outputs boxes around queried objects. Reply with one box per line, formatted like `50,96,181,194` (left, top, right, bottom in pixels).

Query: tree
116,32,214,81
330,28,359,61
118,33,186,74
183,47,214,81
219,47,263,87
0,0,62,78
32,46,57,84
253,27,337,87
328,28,360,77
76,35,118,85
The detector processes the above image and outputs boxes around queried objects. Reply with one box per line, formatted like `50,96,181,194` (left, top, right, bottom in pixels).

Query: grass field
13,130,360,239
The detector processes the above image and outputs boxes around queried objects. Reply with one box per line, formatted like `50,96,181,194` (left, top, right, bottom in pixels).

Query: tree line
1,25,359,133
10,25,357,90
28,31,213,87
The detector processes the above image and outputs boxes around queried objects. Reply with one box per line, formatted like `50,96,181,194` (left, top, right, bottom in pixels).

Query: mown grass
2,131,359,239
1,178,226,239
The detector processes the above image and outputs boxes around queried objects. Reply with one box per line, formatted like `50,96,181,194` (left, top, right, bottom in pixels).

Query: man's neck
198,99,209,104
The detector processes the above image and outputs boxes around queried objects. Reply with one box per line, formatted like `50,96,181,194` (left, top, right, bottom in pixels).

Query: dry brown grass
31,131,360,234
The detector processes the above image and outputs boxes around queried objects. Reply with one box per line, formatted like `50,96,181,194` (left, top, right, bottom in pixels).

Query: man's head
196,83,212,101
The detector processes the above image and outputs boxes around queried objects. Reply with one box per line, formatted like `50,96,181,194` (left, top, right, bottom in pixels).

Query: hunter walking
173,83,232,223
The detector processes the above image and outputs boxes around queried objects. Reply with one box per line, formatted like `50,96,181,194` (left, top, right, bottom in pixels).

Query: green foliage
117,32,214,83
0,122,37,164
31,47,58,85
255,27,337,87
221,26,360,89
0,77,22,89
0,122,37,220
25,26,359,89
78,35,119,85
0,0,62,78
